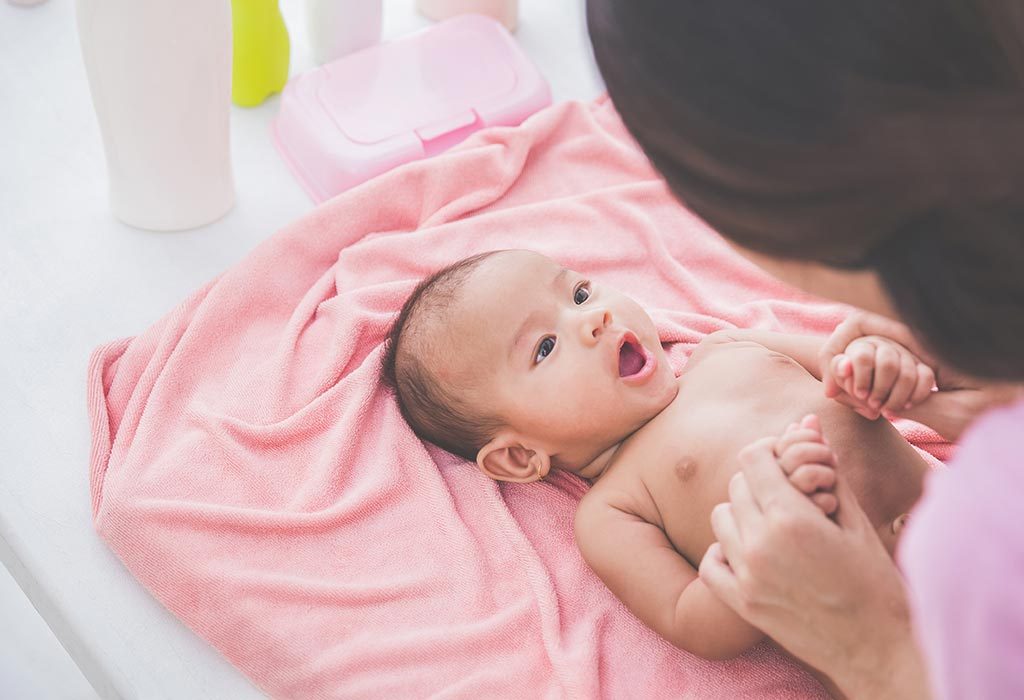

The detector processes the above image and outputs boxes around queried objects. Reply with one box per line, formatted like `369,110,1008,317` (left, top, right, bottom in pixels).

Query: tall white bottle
76,0,235,231
306,0,383,66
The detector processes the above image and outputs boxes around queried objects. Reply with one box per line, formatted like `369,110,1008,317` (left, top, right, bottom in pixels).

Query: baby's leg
773,414,839,517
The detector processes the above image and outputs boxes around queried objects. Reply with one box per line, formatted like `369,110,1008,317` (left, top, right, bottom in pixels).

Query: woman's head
380,250,678,478
588,0,1024,379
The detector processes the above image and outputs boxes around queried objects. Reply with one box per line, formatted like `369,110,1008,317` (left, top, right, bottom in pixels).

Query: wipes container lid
273,14,551,203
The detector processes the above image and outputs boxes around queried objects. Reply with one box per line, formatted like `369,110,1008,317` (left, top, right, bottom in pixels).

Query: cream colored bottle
76,0,235,231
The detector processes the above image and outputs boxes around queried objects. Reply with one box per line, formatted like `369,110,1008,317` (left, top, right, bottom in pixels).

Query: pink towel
88,96,949,699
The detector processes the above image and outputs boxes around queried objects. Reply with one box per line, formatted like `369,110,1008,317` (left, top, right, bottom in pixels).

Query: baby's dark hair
380,252,503,461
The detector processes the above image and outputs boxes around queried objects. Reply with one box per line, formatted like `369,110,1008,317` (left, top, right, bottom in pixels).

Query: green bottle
231,0,290,107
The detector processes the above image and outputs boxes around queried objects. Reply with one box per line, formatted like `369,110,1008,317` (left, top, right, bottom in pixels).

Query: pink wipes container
273,14,551,203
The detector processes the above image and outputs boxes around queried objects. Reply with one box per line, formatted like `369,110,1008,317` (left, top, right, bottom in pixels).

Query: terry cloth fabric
88,95,949,699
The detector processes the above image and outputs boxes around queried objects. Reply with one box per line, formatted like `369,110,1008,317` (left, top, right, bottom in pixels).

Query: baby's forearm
671,576,765,660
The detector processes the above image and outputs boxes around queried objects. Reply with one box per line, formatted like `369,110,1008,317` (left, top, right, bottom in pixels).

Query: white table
0,1,603,697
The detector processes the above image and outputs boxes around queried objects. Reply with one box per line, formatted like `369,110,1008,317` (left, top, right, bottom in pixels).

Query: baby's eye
534,336,556,364
573,282,591,305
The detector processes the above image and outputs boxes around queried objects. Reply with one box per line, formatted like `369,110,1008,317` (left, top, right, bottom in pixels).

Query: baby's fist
830,336,935,420
774,415,838,516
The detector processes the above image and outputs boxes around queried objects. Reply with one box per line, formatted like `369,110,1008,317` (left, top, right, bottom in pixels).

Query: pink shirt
899,398,1024,700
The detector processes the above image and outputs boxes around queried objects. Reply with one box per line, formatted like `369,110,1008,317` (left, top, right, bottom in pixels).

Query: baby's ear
476,435,551,483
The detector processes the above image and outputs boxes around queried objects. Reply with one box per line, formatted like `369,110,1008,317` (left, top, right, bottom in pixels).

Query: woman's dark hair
588,0,1024,379
380,252,503,461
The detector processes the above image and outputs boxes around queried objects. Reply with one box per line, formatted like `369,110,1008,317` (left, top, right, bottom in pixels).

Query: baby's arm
705,329,826,379
706,329,935,420
574,495,764,660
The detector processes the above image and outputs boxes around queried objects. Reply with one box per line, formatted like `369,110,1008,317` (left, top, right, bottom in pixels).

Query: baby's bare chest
601,343,835,565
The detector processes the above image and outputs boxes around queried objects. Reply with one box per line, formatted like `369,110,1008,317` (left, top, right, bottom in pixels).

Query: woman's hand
700,435,930,699
820,310,1022,441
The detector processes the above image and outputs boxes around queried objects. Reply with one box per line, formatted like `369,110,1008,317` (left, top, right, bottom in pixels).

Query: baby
381,249,931,661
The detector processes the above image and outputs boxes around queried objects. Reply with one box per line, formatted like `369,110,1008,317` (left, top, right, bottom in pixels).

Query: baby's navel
674,457,698,483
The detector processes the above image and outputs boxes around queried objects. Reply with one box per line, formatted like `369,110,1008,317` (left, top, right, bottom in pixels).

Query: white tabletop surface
0,1,604,697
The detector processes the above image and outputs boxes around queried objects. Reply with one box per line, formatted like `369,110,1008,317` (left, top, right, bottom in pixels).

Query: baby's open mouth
618,335,648,377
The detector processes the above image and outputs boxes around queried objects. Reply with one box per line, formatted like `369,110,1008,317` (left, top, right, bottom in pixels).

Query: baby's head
381,250,678,482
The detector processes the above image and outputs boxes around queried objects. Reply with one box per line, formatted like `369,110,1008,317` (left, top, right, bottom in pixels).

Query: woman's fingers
710,502,746,577
698,542,740,609
728,472,761,538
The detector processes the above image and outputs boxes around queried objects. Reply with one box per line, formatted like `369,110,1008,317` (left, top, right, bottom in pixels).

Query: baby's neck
573,442,624,482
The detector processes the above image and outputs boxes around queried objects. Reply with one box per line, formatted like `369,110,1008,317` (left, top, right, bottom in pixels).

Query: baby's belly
650,372,928,566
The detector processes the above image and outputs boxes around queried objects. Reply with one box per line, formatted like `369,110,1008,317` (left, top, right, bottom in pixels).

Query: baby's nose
581,308,613,342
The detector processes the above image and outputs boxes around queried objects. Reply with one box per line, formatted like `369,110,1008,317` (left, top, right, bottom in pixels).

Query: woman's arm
699,437,931,699
897,383,1024,442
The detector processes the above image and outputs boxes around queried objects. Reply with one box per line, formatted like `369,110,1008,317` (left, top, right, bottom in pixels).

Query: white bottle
416,0,518,31
75,0,235,231
306,0,383,66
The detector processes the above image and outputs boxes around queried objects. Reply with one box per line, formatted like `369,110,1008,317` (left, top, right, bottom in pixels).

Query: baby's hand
774,415,838,516
829,335,936,420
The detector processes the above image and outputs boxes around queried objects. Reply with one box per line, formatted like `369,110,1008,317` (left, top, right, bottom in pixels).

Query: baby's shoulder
683,330,795,384
577,470,661,534
688,329,767,364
